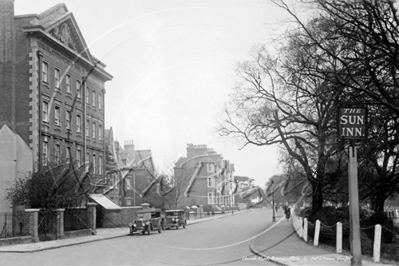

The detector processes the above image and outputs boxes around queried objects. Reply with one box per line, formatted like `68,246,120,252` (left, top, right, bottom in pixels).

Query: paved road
0,208,280,266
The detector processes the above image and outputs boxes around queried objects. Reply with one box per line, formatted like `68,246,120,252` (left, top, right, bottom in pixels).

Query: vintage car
162,209,186,230
129,208,162,235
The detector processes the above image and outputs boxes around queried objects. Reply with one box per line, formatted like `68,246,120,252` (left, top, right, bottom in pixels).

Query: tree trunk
374,193,386,213
310,181,323,222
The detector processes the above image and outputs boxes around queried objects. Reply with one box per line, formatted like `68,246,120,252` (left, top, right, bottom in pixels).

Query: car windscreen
136,213,149,219
151,212,161,218
166,212,179,216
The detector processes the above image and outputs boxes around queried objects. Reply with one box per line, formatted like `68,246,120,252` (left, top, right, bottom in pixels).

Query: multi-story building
174,144,235,209
0,2,112,184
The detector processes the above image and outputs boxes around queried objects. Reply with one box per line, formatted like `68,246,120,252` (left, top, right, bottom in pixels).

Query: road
0,209,282,266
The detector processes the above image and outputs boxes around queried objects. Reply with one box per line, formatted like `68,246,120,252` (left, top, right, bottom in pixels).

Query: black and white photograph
0,0,399,265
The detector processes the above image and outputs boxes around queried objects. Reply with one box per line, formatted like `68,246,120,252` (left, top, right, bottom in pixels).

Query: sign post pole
338,107,367,266
348,144,362,265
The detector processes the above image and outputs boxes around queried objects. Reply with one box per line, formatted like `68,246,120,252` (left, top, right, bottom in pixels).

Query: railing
64,208,88,231
291,211,399,263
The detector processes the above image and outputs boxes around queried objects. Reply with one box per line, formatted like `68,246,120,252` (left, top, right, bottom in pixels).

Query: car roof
137,208,161,214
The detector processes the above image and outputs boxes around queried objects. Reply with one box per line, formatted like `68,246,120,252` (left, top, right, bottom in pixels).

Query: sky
15,0,295,186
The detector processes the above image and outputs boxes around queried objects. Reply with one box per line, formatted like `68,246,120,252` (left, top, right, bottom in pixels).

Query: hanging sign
338,107,368,140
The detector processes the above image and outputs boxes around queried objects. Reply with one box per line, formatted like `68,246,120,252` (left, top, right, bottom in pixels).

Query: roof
165,209,184,212
89,194,121,210
20,3,112,81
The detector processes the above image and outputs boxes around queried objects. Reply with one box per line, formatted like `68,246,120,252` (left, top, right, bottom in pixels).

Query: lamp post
271,180,276,222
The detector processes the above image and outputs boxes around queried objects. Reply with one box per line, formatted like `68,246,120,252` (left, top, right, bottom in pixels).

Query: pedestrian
285,206,291,221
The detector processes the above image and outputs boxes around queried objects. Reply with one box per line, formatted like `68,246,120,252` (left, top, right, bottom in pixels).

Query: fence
0,211,30,239
292,211,399,263
64,208,88,231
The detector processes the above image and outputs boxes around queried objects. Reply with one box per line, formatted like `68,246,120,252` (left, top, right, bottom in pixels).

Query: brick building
174,144,235,209
0,2,112,183
104,132,156,206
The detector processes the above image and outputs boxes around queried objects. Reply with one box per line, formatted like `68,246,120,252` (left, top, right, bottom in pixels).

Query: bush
363,212,395,243
321,206,338,226
300,206,312,218
336,207,349,221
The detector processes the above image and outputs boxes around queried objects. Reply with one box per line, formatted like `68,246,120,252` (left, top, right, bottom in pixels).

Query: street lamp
271,180,276,222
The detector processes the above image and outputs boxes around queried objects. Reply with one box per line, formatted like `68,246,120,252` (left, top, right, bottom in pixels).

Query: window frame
207,192,214,204
98,93,102,110
66,110,71,130
66,74,71,94
92,122,96,139
42,101,49,122
98,124,102,141
93,154,96,174
85,87,90,104
76,147,82,166
207,177,214,188
99,155,103,175
54,105,61,127
54,68,60,89
42,61,49,83
86,119,90,137
43,140,48,165
76,114,81,133
92,90,96,107
76,80,81,99
55,144,60,163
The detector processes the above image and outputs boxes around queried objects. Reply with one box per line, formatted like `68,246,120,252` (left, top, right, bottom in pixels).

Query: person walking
284,206,291,221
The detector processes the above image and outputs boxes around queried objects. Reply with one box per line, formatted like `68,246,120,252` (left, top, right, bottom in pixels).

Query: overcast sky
15,0,295,186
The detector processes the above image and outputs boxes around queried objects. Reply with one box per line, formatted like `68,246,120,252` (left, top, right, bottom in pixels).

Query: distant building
104,133,155,206
0,2,113,185
174,144,235,209
234,176,255,206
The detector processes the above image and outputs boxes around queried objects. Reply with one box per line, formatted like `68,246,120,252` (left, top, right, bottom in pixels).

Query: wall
98,206,142,228
0,125,33,214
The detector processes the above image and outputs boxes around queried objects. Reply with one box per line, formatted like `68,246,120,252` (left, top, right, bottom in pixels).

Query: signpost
338,107,367,266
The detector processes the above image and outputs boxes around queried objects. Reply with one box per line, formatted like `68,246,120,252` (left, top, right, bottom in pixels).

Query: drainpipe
37,50,43,171
82,77,86,165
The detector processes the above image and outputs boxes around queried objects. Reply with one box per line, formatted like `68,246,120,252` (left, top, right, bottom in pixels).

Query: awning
89,194,121,210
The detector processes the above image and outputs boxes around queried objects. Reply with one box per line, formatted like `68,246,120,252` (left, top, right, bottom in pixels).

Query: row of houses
0,1,254,217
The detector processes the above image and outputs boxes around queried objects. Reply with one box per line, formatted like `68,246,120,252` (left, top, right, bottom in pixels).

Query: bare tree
271,0,399,213
220,15,347,220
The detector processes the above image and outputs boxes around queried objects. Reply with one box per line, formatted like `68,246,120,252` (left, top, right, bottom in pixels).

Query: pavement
250,214,398,266
0,209,397,266
0,210,241,253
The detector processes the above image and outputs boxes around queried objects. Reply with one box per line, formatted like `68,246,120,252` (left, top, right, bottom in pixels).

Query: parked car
129,208,162,235
162,209,186,230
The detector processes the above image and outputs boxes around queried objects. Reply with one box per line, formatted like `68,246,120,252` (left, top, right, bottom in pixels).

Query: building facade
0,2,112,184
104,132,156,206
174,144,235,209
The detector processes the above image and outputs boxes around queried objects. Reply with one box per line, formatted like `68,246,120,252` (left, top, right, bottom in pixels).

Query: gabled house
173,144,235,209
103,134,156,206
